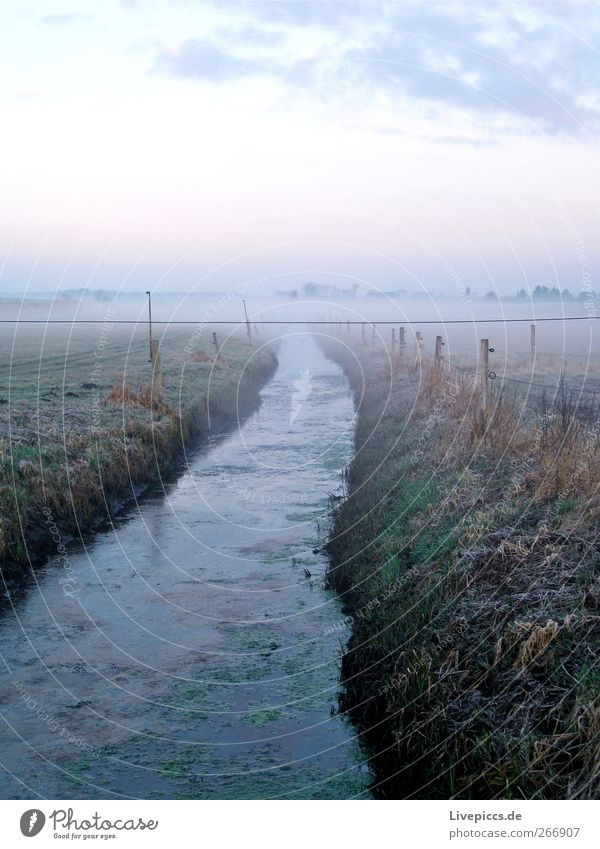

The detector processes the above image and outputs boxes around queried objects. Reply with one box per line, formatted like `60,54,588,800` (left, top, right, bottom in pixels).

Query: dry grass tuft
191,350,214,363
514,619,560,671
104,378,174,415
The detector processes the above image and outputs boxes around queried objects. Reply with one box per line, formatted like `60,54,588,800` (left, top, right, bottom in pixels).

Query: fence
2,314,600,409
320,318,600,418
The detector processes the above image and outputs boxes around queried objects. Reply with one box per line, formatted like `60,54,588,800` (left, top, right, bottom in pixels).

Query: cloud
40,13,91,27
215,24,285,48
154,39,270,81
215,0,386,27
153,1,600,135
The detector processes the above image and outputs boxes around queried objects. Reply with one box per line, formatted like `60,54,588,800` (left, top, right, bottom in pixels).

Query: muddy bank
320,335,600,800
0,342,278,583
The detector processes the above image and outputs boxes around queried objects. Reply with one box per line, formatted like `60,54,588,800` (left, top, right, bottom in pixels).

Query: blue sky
1,1,599,296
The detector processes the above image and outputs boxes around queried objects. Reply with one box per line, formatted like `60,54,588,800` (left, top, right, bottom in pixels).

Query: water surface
0,334,371,799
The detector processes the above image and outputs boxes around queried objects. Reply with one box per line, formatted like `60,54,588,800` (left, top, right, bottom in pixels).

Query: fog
1,290,597,363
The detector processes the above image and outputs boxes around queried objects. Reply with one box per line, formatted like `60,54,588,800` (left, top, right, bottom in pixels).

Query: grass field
0,322,277,576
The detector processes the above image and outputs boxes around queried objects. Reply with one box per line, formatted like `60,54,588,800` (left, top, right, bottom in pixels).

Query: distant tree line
483,285,595,302
276,282,360,299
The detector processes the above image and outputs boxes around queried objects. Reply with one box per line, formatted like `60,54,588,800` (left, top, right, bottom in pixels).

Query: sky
1,0,599,297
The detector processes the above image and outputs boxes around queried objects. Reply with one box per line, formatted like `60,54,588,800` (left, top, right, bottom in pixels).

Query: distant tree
303,282,319,297
303,282,334,298
484,290,498,300
532,285,549,300
531,285,570,301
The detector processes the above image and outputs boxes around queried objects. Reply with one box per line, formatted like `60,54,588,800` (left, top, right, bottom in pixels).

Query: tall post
243,300,252,347
435,335,443,369
530,323,536,366
146,290,153,362
392,327,396,353
399,326,406,354
150,339,163,402
480,338,489,413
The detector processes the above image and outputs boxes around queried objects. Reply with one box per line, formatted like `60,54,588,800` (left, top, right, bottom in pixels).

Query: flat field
0,320,276,572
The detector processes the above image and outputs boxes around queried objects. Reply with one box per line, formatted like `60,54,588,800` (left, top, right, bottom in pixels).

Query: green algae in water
241,706,288,727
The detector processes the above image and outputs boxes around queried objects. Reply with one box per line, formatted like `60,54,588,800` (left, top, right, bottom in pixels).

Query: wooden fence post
480,338,489,413
372,323,376,344
243,300,252,347
212,331,220,359
392,327,396,353
415,331,422,352
530,323,536,366
146,290,153,362
435,335,443,368
399,326,405,354
150,339,163,401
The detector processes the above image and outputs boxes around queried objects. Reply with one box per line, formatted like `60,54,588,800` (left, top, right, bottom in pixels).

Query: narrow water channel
0,334,372,799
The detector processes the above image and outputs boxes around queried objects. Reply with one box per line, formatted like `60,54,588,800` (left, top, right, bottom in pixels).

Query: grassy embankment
0,325,277,578
321,335,600,799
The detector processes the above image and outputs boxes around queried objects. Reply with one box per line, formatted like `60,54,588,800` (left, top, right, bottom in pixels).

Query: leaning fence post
212,331,220,359
530,323,536,366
